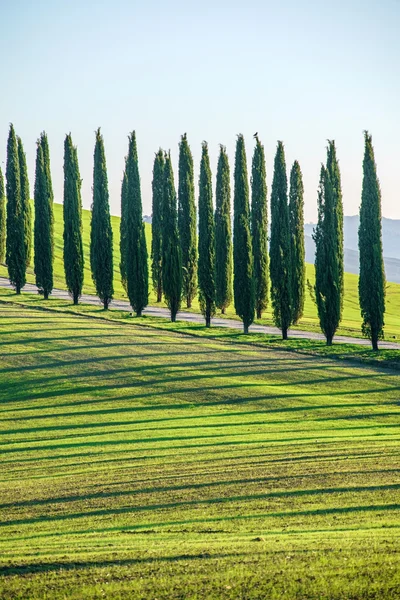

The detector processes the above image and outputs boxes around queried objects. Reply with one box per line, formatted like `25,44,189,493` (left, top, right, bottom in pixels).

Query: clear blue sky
0,0,399,222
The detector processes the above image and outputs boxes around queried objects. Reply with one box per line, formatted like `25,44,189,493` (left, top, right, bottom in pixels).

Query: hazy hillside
305,216,400,283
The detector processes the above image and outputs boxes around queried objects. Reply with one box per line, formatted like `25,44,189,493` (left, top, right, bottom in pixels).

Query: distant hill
305,216,400,283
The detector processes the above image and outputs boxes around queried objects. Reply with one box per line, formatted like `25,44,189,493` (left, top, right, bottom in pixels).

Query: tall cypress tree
120,167,128,292
63,134,84,305
0,167,5,264
124,132,148,316
178,133,197,308
151,149,164,302
6,124,26,293
269,141,292,339
313,165,341,345
359,132,385,350
17,137,32,267
34,136,53,299
289,160,305,324
251,136,268,319
198,141,216,327
162,152,182,322
327,140,344,315
215,145,232,314
91,128,113,309
233,134,254,334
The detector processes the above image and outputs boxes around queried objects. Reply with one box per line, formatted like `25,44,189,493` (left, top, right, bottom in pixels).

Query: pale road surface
1,276,399,350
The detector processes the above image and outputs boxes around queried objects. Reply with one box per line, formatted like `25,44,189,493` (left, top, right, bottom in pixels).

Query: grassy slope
1,305,400,599
1,202,400,340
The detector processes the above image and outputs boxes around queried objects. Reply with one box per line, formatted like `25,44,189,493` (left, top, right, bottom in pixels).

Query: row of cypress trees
148,134,305,336
0,125,113,307
0,127,385,348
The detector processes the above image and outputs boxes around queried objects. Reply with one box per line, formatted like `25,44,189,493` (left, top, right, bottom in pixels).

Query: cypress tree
120,167,128,292
34,136,53,299
162,152,182,322
313,165,341,345
178,133,197,307
151,149,164,302
359,132,385,350
63,134,84,305
0,168,5,264
233,134,254,334
269,141,292,339
124,132,148,316
327,140,344,315
6,124,26,293
17,137,32,267
215,145,232,314
289,160,305,324
198,141,216,327
91,128,113,309
41,133,54,208
251,136,268,319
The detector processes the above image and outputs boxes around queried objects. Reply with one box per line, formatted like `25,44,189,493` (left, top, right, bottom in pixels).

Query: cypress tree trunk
215,145,232,314
63,134,84,305
178,134,197,308
91,128,114,309
327,141,344,317
162,152,182,322
151,150,164,303
269,141,292,339
313,165,341,344
125,132,148,316
289,160,305,324
34,135,54,300
0,168,5,264
251,136,268,319
120,169,128,293
6,124,26,294
233,135,254,333
359,131,385,350
17,137,32,268
198,142,216,328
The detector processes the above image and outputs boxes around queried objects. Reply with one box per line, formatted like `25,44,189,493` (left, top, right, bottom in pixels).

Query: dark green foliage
0,167,5,264
17,137,32,267
151,150,164,302
198,142,216,327
269,141,292,339
289,160,305,324
233,134,254,334
313,165,341,345
178,133,197,308
6,124,26,293
327,140,344,315
251,136,268,319
34,134,54,299
124,132,149,316
41,133,54,207
91,128,113,309
63,134,84,305
215,145,232,314
359,132,386,350
162,152,182,322
119,168,128,292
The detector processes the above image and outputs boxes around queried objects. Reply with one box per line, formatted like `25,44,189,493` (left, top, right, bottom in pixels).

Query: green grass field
1,301,400,599
1,202,400,341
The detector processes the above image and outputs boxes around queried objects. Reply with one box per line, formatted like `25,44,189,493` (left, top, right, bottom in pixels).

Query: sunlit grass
0,304,399,598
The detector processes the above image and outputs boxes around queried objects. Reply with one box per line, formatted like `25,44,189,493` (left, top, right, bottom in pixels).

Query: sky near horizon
0,0,399,222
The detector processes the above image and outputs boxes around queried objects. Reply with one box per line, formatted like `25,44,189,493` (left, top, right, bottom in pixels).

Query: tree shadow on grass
0,551,245,577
